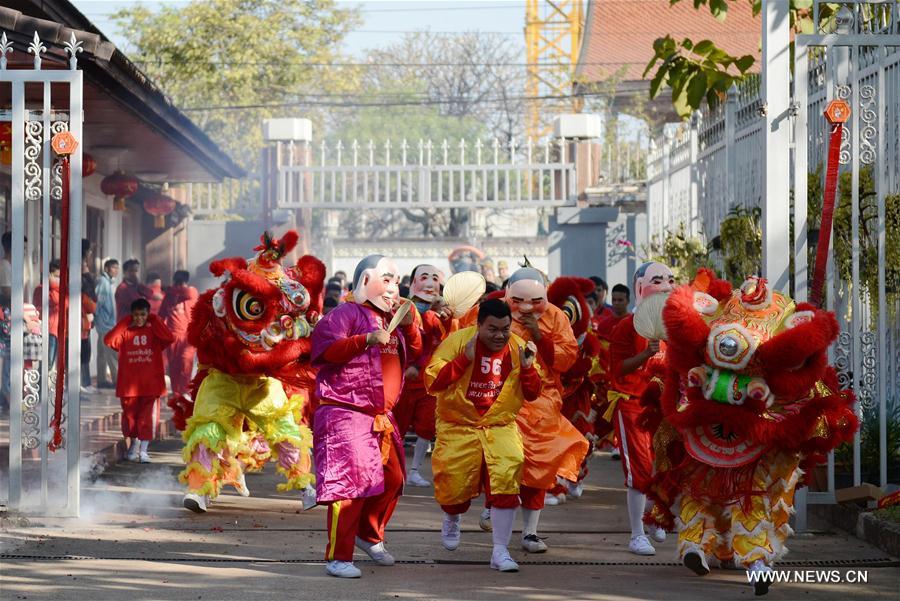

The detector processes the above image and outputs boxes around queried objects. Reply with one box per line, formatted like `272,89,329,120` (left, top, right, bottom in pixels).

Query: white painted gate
1,31,84,516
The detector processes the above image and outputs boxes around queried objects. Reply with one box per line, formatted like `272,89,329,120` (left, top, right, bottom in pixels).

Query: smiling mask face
634,261,675,307
353,255,400,312
505,268,548,320
410,264,443,303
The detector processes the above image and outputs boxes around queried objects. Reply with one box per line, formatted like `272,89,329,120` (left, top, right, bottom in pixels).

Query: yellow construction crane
525,0,585,140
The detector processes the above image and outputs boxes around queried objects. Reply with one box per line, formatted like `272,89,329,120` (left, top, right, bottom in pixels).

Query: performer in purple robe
311,254,422,579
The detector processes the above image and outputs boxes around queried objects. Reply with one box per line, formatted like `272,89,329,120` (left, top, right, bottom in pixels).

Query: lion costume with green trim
179,231,315,504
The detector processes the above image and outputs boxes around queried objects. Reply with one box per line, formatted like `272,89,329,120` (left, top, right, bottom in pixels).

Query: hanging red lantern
100,170,139,210
82,153,97,177
143,192,177,228
0,122,11,166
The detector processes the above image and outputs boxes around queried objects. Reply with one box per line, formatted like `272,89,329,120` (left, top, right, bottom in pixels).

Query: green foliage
113,0,360,170
645,1,827,118
643,223,713,282
719,205,761,285
644,34,754,118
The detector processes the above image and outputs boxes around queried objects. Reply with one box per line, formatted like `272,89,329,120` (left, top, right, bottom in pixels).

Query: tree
326,32,528,239
113,0,360,170
643,0,835,118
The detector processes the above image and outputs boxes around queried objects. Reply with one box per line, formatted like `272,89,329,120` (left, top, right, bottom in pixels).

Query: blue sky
70,0,528,57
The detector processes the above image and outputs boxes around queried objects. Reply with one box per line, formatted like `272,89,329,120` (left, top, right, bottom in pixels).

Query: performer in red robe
159,270,199,397
609,262,673,556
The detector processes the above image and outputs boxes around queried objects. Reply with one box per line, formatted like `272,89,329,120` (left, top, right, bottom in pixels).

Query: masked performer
311,255,422,579
179,231,315,513
394,264,451,487
426,299,541,572
608,262,674,555
504,267,588,553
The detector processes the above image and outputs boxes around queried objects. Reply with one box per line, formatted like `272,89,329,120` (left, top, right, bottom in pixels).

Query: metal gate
1,31,84,516
793,1,900,503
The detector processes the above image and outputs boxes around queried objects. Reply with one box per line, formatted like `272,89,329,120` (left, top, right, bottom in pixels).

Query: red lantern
0,122,11,166
100,170,139,210
82,153,97,177
143,192,177,228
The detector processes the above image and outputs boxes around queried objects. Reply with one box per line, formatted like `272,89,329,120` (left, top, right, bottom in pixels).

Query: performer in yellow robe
425,299,541,572
504,268,589,553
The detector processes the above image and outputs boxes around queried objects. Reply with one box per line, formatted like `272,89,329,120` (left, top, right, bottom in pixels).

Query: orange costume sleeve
511,304,589,489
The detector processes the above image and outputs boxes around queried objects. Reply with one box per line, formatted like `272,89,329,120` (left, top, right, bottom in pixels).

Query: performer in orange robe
505,267,588,553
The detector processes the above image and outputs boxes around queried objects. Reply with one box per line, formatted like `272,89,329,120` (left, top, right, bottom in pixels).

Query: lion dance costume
179,231,316,513
645,274,857,594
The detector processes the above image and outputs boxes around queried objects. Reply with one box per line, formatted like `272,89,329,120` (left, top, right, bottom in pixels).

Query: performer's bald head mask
353,254,400,312
633,261,675,307
505,267,548,321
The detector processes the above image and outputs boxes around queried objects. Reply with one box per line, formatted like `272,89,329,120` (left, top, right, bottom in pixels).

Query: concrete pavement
1,437,897,600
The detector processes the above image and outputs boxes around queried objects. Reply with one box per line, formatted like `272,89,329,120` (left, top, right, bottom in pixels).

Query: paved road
1,437,897,600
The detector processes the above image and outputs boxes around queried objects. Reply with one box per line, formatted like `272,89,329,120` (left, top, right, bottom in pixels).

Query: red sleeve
322,334,368,363
149,314,175,347
103,317,132,351
519,364,542,401
402,320,423,362
430,353,471,392
535,336,555,367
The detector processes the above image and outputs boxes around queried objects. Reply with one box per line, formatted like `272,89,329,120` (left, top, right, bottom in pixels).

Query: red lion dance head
169,231,325,429
660,273,857,474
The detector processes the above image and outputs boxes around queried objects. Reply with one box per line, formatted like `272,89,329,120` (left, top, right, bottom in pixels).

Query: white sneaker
355,538,395,566
301,484,317,510
610,448,621,460
126,445,139,462
326,560,361,578
628,534,656,556
234,471,250,497
544,492,566,506
139,452,152,464
749,559,773,595
683,550,710,575
80,386,97,395
406,470,431,487
441,514,461,550
521,534,548,553
479,507,492,532
183,493,208,513
490,548,519,572
648,524,667,543
568,482,584,498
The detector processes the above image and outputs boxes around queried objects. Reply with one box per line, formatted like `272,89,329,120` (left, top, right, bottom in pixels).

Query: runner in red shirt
593,284,632,449
104,298,174,463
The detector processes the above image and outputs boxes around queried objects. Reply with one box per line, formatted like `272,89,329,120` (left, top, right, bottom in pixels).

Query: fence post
724,83,738,226
661,130,673,236
689,110,701,238
761,0,792,292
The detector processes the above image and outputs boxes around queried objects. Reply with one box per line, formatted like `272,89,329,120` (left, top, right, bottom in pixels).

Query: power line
179,90,614,112
130,59,642,67
77,3,527,18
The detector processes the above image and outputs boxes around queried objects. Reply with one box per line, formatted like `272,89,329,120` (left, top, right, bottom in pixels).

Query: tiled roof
576,0,761,83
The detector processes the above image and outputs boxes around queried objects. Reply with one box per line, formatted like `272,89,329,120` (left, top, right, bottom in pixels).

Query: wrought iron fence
646,0,900,500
